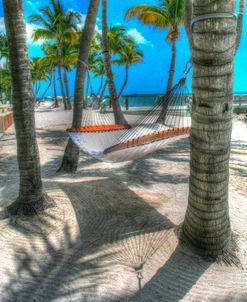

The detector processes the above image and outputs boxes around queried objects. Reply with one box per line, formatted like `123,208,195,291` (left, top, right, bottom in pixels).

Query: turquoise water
44,94,247,107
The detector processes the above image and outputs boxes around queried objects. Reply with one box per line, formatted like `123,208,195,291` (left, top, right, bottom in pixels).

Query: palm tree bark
63,68,72,110
53,68,59,108
118,64,129,99
184,0,193,47
182,0,237,258
57,43,69,110
3,0,45,215
58,0,100,173
102,0,128,125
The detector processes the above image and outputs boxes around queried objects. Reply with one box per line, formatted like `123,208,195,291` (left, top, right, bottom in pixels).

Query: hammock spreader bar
104,126,191,155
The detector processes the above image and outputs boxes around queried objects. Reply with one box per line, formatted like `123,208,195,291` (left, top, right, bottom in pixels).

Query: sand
0,110,246,301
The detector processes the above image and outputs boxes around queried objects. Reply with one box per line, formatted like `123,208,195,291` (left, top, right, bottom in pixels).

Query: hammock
68,75,192,163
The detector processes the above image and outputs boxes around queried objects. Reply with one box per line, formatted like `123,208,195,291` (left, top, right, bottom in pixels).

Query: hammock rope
68,65,192,162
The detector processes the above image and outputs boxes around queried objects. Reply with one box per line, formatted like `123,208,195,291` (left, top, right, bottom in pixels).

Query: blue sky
0,0,246,96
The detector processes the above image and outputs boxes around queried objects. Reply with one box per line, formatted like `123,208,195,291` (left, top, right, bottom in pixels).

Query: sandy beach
0,110,246,301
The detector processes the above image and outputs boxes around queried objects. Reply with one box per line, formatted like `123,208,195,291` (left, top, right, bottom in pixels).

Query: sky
0,0,246,97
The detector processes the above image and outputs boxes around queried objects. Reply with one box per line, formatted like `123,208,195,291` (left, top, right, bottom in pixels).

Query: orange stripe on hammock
67,124,130,133
104,126,191,154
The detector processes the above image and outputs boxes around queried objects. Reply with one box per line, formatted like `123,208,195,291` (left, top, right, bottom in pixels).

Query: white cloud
127,28,154,48
26,23,44,45
0,17,5,33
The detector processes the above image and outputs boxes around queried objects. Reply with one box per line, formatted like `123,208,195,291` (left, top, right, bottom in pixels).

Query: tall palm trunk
102,0,128,125
166,39,176,93
58,0,100,172
100,80,107,103
41,72,52,100
182,0,237,258
96,76,104,96
53,68,59,108
57,43,69,110
3,0,45,215
63,68,72,110
118,64,129,99
157,38,177,123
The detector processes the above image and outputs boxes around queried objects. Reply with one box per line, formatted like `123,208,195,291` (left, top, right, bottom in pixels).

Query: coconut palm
102,0,128,125
2,0,45,215
30,57,50,102
39,42,60,107
30,0,81,110
58,0,100,172
92,58,106,97
182,0,241,259
113,44,144,98
125,0,184,93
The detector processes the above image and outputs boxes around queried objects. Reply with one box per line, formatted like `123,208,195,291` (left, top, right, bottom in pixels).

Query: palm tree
113,44,143,98
102,0,128,125
2,0,45,215
30,0,81,110
39,42,60,107
92,58,106,97
30,57,49,103
182,0,241,259
0,32,9,60
58,0,100,172
125,0,184,93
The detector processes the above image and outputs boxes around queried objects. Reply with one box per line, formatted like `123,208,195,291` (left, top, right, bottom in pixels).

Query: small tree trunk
41,72,52,100
96,76,103,96
3,0,45,215
53,68,59,108
99,80,107,103
102,0,128,125
166,39,176,93
118,64,129,99
57,43,68,110
63,68,72,110
157,38,177,123
58,0,100,173
182,0,236,258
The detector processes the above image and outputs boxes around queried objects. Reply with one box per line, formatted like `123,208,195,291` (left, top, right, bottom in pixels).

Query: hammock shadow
118,243,212,302
59,178,176,246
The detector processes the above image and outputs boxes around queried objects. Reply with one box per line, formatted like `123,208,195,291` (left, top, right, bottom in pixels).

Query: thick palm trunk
58,0,100,173
183,0,237,258
118,64,129,99
63,68,72,110
53,68,59,108
102,0,128,125
57,43,68,110
3,0,45,215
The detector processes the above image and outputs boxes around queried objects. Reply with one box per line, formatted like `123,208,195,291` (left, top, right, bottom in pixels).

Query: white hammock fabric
68,77,192,162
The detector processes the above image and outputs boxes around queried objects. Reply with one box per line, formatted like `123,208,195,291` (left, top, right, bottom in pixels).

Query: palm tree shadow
1,179,180,301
